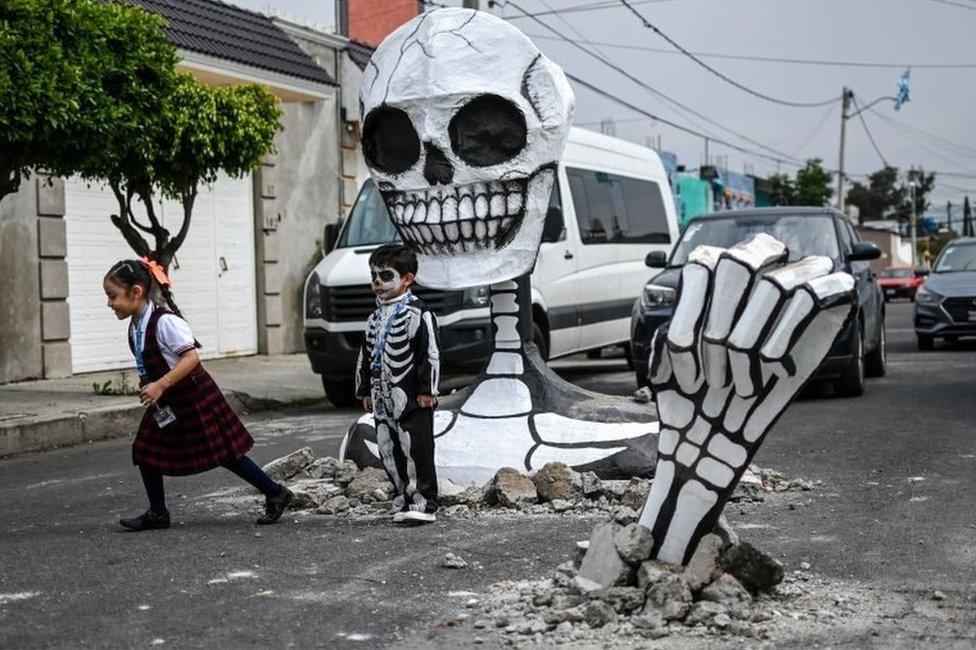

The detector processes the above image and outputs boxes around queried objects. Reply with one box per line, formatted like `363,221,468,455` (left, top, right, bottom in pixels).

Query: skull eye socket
449,94,527,167
362,106,421,175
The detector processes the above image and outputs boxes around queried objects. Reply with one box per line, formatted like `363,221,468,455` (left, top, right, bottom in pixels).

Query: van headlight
640,284,676,309
463,285,490,308
915,286,942,304
305,272,322,318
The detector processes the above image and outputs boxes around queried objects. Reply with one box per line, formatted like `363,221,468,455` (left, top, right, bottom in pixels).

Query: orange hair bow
139,256,171,289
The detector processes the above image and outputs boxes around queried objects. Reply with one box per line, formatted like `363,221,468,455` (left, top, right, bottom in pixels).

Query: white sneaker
396,510,436,525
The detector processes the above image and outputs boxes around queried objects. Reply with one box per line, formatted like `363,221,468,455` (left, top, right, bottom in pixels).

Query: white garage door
65,173,257,373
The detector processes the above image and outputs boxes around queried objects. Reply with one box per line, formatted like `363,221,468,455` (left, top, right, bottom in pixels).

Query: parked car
914,236,976,350
878,266,924,301
304,128,680,407
631,207,885,397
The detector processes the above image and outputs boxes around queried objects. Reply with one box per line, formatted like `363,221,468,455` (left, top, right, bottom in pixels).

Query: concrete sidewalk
0,354,327,457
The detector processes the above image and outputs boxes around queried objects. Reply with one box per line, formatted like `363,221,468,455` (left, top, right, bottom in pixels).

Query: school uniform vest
129,308,253,475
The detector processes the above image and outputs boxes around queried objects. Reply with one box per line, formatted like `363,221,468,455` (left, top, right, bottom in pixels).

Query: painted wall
348,0,419,47
675,176,713,228
273,98,341,352
0,181,42,383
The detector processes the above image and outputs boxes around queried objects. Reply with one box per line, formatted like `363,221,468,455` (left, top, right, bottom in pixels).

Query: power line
784,104,837,157
616,0,841,108
927,0,976,12
865,107,976,160
496,0,673,20
522,32,976,70
501,0,806,165
851,96,889,167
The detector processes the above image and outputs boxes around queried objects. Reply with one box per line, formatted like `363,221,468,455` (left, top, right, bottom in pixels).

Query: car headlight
915,286,942,304
305,272,322,318
463,285,490,308
640,284,676,309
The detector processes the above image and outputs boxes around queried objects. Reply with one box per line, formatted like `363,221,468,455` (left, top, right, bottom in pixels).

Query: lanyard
371,293,411,373
132,305,151,377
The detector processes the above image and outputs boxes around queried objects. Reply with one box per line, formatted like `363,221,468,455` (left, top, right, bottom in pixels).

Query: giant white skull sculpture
360,8,574,289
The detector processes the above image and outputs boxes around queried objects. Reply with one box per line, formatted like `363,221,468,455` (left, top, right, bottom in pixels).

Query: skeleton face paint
360,8,575,290
371,266,404,301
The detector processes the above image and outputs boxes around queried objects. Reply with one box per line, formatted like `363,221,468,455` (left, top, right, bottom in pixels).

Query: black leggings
139,456,282,514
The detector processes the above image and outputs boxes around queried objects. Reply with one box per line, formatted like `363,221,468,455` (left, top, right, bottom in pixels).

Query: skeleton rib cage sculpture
341,8,856,565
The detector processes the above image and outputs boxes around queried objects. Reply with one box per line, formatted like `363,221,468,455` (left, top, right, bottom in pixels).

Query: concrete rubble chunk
644,573,692,621
683,533,724,591
636,560,675,590
613,523,654,564
345,467,394,503
732,469,765,501
583,601,617,628
581,471,604,499
307,456,339,480
441,552,468,569
316,495,350,514
589,586,646,614
333,459,361,486
720,541,785,593
619,478,651,510
701,573,753,607
684,601,728,627
437,477,467,506
572,575,602,595
550,499,573,512
261,447,315,481
577,523,633,588
573,540,589,568
287,479,343,510
531,462,584,502
485,467,538,508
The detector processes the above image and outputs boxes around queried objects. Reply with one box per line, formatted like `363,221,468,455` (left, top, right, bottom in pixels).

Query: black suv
630,207,885,397
914,236,976,349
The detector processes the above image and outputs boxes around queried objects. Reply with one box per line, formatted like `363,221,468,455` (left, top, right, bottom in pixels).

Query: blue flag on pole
894,68,910,110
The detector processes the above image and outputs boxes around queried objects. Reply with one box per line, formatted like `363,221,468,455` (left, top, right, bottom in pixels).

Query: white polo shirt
130,302,196,370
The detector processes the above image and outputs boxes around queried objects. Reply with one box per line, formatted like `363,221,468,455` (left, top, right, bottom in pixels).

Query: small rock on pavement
733,469,765,500
531,462,584,502
720,541,785,593
613,523,654,564
345,467,394,502
644,573,692,621
584,601,618,628
317,495,350,514
550,499,573,512
700,573,753,607
577,522,634,588
262,447,315,481
590,586,646,614
486,468,538,508
581,471,603,498
932,590,947,601
307,456,339,479
437,478,467,506
684,601,728,627
683,533,724,591
632,386,653,404
441,552,468,569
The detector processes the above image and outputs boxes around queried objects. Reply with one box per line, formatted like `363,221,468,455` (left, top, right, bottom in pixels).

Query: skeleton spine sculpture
342,7,856,566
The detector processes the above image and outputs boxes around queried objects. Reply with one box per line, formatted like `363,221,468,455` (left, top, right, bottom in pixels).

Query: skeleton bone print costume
356,292,441,513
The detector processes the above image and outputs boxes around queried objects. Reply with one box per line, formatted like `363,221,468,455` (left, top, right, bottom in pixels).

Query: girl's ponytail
158,283,185,319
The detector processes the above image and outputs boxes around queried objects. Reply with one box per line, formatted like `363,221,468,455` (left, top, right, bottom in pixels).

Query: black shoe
256,487,293,525
119,510,170,531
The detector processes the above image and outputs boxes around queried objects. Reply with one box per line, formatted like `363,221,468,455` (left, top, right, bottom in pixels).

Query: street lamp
908,168,920,269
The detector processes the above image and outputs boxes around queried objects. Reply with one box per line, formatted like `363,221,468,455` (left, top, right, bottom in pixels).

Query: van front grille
321,284,466,322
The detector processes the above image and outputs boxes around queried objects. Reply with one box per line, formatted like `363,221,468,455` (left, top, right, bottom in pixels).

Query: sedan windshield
671,214,840,265
933,241,976,273
337,180,399,248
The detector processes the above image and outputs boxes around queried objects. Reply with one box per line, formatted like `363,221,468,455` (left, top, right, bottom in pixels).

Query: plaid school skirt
132,368,253,476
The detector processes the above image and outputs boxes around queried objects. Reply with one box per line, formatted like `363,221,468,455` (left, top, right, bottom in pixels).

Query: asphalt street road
1,302,974,648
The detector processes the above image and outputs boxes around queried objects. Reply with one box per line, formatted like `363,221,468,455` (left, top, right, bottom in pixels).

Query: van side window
544,179,566,242
566,167,670,245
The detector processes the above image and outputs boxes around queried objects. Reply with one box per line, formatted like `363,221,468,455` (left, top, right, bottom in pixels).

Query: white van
303,128,678,406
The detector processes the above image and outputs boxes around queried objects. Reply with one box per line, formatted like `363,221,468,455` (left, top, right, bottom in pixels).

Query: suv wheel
865,317,886,377
322,376,359,408
834,323,865,397
917,334,935,351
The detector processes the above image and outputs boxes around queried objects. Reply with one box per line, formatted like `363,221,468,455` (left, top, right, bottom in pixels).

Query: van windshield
671,214,840,265
338,180,399,248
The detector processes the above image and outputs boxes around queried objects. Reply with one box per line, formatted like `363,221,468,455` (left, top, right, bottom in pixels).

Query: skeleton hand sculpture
637,234,855,564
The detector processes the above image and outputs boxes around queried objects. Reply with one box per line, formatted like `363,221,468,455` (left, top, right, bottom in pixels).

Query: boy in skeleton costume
356,244,441,524
344,7,857,565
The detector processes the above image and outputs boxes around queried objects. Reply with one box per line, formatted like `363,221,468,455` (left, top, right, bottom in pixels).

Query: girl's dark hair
104,259,186,319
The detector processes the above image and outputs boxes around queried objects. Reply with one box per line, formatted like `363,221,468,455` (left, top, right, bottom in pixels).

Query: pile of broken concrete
261,448,802,520
463,519,786,643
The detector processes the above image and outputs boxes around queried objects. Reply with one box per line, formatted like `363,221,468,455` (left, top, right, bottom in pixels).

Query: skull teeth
383,177,529,255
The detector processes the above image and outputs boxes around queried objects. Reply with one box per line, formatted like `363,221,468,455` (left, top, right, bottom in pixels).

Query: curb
0,391,325,459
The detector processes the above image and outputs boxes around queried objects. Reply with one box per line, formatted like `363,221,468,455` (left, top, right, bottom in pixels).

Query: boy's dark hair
369,244,418,276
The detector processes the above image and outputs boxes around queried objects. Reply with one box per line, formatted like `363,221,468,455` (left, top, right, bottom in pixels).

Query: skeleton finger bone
667,246,722,393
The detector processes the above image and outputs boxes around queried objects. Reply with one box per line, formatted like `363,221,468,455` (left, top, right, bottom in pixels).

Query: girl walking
103,258,292,531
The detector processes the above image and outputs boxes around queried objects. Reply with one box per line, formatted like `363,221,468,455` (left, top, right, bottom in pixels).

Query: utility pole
947,201,952,234
836,87,853,213
704,137,709,166
908,167,919,269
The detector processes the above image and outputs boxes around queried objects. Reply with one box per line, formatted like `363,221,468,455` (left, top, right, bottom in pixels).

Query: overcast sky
226,0,976,215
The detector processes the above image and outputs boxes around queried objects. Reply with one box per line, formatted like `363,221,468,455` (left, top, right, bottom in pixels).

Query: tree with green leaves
0,0,177,198
794,158,833,206
846,165,935,227
767,172,796,207
79,72,281,268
